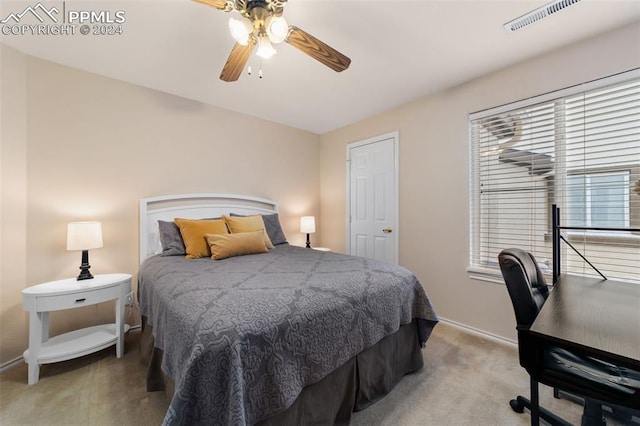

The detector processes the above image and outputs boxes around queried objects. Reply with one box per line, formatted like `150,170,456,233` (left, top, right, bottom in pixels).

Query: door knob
382,228,393,233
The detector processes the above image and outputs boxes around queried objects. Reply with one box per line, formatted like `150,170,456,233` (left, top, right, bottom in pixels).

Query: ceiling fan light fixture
228,16,253,45
256,36,277,59
266,16,288,44
194,0,351,81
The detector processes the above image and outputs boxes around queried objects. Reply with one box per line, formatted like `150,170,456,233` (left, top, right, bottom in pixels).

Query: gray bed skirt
140,316,437,425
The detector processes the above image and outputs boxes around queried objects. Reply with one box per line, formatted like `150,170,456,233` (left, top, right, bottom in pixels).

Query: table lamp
300,216,316,248
67,221,103,280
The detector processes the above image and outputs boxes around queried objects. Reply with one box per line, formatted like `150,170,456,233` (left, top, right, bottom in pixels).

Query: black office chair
498,248,640,426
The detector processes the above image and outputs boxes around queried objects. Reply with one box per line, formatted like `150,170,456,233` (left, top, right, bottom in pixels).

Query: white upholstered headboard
139,193,279,263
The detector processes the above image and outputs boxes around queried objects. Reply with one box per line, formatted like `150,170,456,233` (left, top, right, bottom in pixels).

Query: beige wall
319,23,640,341
0,45,320,363
1,45,28,364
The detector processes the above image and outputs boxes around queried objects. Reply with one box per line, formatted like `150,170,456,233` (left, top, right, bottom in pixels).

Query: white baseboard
0,356,24,373
438,317,517,347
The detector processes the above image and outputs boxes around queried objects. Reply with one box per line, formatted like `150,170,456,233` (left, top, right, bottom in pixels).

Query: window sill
468,264,553,285
467,266,505,284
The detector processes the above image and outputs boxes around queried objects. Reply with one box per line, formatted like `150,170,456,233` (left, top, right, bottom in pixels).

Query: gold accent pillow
174,218,229,259
206,230,268,260
223,215,274,249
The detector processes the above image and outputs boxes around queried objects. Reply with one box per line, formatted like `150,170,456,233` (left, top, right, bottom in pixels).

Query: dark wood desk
530,274,640,371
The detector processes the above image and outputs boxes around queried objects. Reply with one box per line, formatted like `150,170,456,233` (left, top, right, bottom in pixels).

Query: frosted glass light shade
67,221,103,250
229,17,253,45
256,36,277,59
300,216,316,234
266,16,288,44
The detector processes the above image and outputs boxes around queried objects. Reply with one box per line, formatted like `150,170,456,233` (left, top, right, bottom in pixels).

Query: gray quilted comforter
138,244,438,425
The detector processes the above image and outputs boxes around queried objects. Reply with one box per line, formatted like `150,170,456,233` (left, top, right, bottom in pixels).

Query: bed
137,194,439,425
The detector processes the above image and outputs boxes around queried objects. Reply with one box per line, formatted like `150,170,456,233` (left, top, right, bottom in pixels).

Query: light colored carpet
0,322,631,425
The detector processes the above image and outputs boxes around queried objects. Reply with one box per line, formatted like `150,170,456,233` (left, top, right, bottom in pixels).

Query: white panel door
347,134,397,263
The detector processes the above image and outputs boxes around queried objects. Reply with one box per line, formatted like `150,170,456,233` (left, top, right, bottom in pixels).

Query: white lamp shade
300,216,316,234
266,16,288,44
229,16,253,46
67,221,103,251
256,36,277,59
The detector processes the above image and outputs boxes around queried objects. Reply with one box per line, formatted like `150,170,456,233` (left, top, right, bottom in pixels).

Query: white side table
313,247,331,252
22,273,132,384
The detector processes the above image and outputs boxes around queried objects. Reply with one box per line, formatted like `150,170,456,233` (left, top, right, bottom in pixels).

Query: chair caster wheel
510,399,525,413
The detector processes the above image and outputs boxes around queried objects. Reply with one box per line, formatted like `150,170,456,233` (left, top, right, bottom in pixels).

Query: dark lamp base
305,233,311,248
77,267,93,280
77,250,94,280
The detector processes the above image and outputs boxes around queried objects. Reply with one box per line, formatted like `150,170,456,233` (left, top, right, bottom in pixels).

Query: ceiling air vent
504,0,582,32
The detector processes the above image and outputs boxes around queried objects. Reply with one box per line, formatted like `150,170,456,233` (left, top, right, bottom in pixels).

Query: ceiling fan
193,0,351,82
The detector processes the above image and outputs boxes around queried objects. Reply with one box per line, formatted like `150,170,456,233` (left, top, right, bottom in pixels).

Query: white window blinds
469,70,640,284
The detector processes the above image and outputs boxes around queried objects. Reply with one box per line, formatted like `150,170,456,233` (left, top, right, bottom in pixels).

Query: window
567,171,630,228
469,70,640,284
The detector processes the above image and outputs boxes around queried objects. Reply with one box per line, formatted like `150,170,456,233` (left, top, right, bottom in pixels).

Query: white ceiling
1,0,639,134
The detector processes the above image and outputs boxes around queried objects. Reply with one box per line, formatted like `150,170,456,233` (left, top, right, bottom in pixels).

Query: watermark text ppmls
1,2,126,36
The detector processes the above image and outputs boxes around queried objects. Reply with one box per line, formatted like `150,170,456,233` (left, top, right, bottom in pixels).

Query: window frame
468,69,640,283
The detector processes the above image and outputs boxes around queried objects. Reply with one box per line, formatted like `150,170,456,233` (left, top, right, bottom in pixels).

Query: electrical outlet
125,292,134,306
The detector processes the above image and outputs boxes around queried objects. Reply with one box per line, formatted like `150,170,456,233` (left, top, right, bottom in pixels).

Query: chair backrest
498,248,549,329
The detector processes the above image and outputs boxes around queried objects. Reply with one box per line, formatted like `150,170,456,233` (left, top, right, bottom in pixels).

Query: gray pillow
158,220,185,256
229,213,288,245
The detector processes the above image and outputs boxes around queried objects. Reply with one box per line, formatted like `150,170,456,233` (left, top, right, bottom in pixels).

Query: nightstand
313,247,330,252
22,273,132,384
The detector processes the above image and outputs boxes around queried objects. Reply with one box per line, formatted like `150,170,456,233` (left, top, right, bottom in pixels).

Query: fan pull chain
246,61,264,79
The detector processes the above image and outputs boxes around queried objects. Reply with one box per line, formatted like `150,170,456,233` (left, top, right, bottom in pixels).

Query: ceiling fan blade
192,0,229,10
286,26,351,73
220,41,255,82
